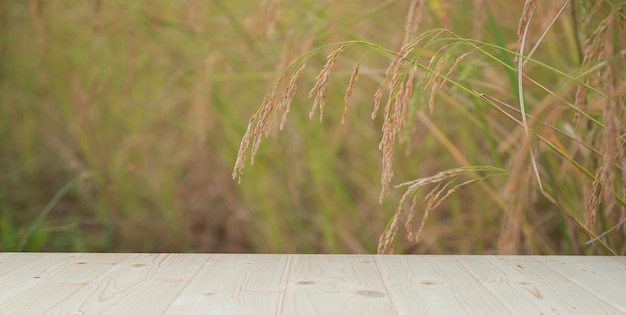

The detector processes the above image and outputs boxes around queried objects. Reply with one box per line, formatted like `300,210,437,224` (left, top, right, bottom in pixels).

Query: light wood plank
611,256,626,264
47,253,206,314
0,252,50,272
1,254,625,314
165,254,290,315
283,255,394,315
0,253,125,314
535,256,626,313
463,256,621,314
376,255,510,314
455,256,548,314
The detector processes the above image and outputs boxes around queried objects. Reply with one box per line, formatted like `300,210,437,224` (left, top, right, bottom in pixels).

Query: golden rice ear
574,13,610,125
342,60,362,125
379,166,507,254
375,43,420,202
371,80,386,120
232,64,289,182
515,0,539,63
263,0,280,40
599,12,623,215
232,119,255,183
586,167,603,231
440,53,469,89
575,10,625,236
426,57,446,114
280,62,308,130
403,0,425,45
308,45,347,122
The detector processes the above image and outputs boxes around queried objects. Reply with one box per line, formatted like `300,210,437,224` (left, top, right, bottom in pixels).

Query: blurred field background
1,0,624,254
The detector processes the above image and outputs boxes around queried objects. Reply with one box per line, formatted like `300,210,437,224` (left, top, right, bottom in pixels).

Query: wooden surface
1,254,625,314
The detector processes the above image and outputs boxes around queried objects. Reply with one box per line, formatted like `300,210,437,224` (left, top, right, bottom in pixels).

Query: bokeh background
1,0,624,254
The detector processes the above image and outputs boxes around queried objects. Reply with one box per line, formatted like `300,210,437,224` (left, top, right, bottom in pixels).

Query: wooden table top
1,253,625,314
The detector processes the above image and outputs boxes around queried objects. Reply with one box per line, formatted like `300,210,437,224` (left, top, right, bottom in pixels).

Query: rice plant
234,0,626,254
1,0,623,254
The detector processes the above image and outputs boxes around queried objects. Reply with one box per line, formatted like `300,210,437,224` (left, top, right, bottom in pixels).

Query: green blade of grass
17,173,91,251
485,6,519,100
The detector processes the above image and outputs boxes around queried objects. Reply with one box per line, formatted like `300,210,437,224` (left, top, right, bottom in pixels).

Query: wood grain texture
283,255,394,315
459,256,623,314
165,254,289,315
1,254,625,314
0,253,126,314
48,254,205,314
376,255,511,314
534,256,626,313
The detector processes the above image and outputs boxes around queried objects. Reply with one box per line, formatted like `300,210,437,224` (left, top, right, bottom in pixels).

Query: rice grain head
515,0,539,62
280,62,308,130
233,67,289,182
375,43,422,201
440,53,469,89
379,167,505,253
403,0,425,45
574,15,609,124
264,0,280,40
586,167,603,231
342,60,362,124
426,57,447,113
599,11,622,212
308,45,347,122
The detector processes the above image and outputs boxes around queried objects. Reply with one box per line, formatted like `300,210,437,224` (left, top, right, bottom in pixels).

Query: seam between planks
371,255,399,315
609,256,626,265
277,254,293,315
159,253,213,314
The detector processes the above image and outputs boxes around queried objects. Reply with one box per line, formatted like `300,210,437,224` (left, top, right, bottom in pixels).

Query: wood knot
357,290,385,297
418,280,442,288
